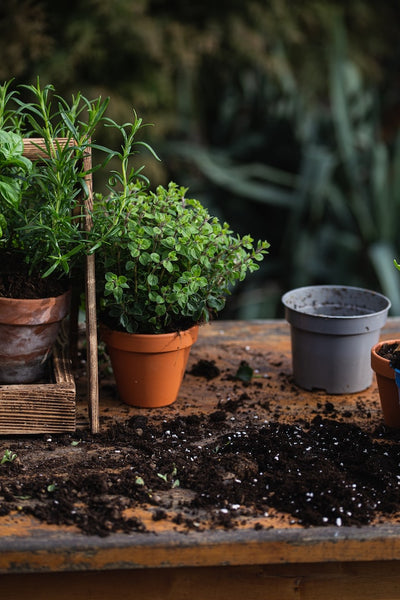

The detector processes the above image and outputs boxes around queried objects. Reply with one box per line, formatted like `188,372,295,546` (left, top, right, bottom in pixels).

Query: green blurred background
2,0,400,319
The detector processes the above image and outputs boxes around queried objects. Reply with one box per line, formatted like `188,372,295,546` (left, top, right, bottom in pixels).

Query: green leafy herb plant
87,113,270,408
0,449,17,465
0,78,109,295
92,163,269,334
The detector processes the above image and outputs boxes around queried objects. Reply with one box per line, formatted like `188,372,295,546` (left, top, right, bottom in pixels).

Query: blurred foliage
2,1,400,316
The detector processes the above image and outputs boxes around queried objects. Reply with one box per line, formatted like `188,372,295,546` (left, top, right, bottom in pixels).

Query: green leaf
207,296,225,311
191,264,201,277
128,247,140,259
155,304,166,316
147,273,158,286
162,259,174,273
235,361,254,383
0,449,17,465
149,291,164,304
166,292,179,303
161,236,176,249
139,252,151,266
114,287,123,302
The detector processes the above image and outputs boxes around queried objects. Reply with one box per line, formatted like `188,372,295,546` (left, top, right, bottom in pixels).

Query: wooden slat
0,342,76,434
22,137,76,159
2,561,400,600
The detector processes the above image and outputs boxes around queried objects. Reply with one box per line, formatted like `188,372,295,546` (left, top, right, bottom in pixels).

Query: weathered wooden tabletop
2,318,400,600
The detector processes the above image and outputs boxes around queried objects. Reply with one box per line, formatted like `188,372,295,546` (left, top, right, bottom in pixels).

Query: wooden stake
83,148,99,434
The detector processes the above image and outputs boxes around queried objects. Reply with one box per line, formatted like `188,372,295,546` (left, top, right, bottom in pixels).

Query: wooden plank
2,561,400,600
2,319,400,575
0,343,76,434
2,506,400,573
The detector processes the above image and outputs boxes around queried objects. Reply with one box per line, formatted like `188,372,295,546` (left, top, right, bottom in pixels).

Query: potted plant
0,79,108,383
369,259,400,427
91,117,270,407
282,285,391,394
371,340,400,428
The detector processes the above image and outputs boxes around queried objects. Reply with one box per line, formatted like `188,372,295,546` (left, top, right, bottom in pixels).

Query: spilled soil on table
1,357,400,537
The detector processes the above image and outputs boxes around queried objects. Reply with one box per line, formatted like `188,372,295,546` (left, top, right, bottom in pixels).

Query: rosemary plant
0,79,109,290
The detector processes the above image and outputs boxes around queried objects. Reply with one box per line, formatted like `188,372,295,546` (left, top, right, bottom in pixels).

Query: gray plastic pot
282,285,391,394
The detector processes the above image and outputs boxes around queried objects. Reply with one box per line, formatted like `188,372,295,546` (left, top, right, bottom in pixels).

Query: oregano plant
93,179,270,334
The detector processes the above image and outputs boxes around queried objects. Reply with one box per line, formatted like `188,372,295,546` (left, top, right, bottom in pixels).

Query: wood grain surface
2,318,400,599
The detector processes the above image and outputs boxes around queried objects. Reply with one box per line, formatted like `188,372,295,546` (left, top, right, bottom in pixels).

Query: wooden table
2,319,400,600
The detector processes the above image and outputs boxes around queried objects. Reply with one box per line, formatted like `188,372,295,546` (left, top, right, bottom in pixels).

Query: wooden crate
0,137,99,435
0,342,76,434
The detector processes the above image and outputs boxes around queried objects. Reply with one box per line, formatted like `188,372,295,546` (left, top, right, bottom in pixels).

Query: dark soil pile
1,398,400,537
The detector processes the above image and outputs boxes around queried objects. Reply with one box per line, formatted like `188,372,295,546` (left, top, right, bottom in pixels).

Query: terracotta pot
371,339,400,428
101,324,199,408
0,290,71,384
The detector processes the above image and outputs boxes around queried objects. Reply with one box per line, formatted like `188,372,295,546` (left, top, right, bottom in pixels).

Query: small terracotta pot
0,289,71,384
101,324,199,408
371,339,400,428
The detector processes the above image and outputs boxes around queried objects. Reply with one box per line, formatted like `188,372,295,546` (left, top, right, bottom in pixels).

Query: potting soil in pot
378,342,400,369
0,252,68,299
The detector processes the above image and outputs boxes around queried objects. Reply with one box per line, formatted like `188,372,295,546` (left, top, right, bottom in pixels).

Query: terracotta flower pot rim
371,339,400,381
100,323,199,353
0,289,71,326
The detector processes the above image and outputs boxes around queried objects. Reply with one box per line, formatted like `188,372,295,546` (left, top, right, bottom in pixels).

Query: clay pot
282,285,391,394
100,324,199,407
371,339,400,428
0,290,71,384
